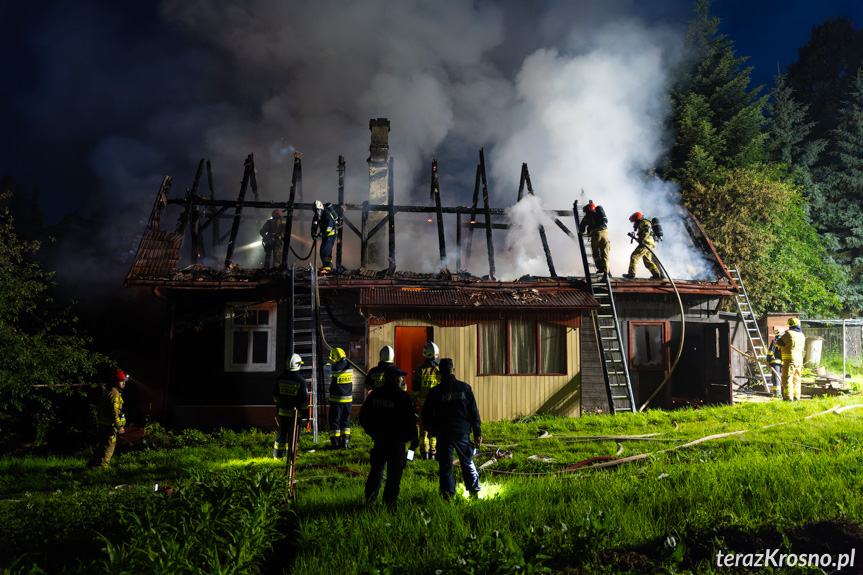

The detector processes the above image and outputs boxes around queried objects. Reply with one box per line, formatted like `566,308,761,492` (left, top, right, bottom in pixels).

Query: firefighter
767,327,784,397
622,212,662,280
413,341,442,460
422,358,483,499
260,209,285,268
90,369,128,467
775,317,805,401
312,200,338,274
359,365,419,506
327,347,354,449
273,354,310,460
364,346,407,391
579,201,611,280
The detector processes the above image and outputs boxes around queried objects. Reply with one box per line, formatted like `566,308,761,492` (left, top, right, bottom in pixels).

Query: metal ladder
289,264,319,441
728,266,770,389
576,217,636,414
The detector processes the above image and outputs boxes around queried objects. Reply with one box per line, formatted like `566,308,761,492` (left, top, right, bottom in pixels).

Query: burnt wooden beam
430,159,448,269
574,201,591,288
387,157,396,275
206,160,219,248
281,152,302,269
197,205,230,234
176,158,205,236
336,155,345,270
223,154,253,269
151,176,172,232
361,201,370,268
465,164,481,266
456,211,462,271
479,148,496,280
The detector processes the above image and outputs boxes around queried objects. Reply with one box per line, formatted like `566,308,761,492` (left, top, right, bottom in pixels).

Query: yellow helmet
329,347,346,362
788,317,800,327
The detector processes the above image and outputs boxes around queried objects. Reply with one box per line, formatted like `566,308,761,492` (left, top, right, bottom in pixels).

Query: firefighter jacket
422,373,482,439
776,326,805,364
260,217,285,249
99,386,125,431
767,339,783,365
328,358,354,403
312,206,337,238
359,382,418,446
413,360,442,411
364,362,406,390
579,207,607,234
273,370,310,417
634,218,655,247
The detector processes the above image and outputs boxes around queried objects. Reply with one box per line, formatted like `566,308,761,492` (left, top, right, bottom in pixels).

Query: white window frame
224,302,277,372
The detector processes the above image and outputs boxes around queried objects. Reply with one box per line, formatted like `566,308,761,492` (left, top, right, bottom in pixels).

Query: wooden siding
580,312,610,413
368,318,580,422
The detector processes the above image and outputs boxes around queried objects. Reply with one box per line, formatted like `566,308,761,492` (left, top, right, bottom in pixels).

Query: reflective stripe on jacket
777,329,805,363
329,359,354,403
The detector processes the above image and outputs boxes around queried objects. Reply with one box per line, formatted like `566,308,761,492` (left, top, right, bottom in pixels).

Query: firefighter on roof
775,317,805,401
90,369,128,467
273,354,310,459
579,201,611,280
359,363,419,507
260,209,285,268
365,346,407,391
312,200,338,274
327,347,354,449
413,341,442,460
623,212,662,280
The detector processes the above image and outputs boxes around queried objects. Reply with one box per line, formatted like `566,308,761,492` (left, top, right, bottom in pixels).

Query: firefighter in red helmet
260,209,285,269
579,201,611,281
89,369,128,467
622,212,662,280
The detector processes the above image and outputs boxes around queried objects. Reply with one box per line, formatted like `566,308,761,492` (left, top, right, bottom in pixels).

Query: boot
341,435,350,450
622,272,636,279
650,269,662,279
330,437,340,449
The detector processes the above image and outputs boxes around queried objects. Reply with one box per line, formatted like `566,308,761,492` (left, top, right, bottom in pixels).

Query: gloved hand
475,435,482,448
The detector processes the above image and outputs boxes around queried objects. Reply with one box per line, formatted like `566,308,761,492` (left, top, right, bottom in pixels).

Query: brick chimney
367,118,390,268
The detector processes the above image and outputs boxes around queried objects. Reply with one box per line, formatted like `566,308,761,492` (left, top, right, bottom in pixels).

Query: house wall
368,318,581,422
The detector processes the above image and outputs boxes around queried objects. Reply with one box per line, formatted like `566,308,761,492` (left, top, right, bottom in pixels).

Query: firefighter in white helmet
364,346,407,391
413,341,442,460
272,354,309,460
312,200,338,274
327,347,354,449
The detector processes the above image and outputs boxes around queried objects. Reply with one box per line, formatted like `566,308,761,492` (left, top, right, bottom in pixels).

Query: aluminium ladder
576,222,636,414
728,266,770,390
289,264,319,441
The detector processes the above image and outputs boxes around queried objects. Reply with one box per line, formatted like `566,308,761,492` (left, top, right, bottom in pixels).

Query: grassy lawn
2,395,863,573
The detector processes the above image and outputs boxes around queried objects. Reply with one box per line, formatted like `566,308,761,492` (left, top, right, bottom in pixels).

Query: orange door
395,326,433,394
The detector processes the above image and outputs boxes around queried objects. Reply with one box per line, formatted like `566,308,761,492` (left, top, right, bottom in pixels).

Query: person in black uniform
422,358,483,499
359,366,419,506
273,354,310,460
312,200,338,274
327,347,354,449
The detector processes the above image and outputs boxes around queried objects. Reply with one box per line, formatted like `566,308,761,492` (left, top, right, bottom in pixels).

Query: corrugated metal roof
359,286,598,309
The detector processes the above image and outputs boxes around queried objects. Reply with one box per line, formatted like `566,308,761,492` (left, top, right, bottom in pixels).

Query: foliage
684,166,842,315
0,202,110,441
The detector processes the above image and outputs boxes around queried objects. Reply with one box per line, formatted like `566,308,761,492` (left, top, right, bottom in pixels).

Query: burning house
125,118,751,431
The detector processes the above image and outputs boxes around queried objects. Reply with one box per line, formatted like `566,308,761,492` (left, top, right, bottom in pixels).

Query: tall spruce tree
665,0,768,189
815,69,863,314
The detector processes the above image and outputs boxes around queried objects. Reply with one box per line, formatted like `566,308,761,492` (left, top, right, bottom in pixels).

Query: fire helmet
629,212,643,223
272,209,282,218
582,201,596,213
289,354,303,371
329,347,346,362
788,317,800,328
422,341,440,359
115,369,128,382
380,345,395,363
314,200,323,211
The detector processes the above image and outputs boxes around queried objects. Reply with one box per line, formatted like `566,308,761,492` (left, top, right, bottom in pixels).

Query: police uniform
359,367,418,506
422,359,482,498
273,368,310,459
413,358,442,459
328,357,354,448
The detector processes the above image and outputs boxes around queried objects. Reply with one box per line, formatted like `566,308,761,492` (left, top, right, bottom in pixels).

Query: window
224,302,277,372
629,322,667,370
479,320,566,375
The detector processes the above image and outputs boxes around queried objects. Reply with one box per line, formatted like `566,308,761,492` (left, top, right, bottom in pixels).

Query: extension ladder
289,264,319,441
576,216,636,414
728,266,770,390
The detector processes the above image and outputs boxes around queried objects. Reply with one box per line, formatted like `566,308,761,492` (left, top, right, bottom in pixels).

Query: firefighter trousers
782,360,802,401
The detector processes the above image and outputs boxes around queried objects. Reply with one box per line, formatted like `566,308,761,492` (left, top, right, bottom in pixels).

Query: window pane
479,321,506,374
256,310,269,325
232,331,249,364
631,324,664,368
252,331,269,363
510,320,537,374
539,322,566,374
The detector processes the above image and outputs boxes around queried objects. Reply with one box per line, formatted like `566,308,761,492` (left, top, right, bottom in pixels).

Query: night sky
2,0,863,286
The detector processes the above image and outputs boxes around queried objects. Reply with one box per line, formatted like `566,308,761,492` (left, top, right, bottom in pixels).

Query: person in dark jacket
359,366,419,506
312,200,338,274
364,346,406,391
579,201,611,280
421,358,482,499
260,209,285,268
327,347,354,449
273,354,310,460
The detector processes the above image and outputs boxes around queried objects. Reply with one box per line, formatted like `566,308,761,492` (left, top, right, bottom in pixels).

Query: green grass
2,396,863,573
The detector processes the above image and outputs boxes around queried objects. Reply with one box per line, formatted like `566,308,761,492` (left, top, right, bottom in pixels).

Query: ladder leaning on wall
289,264,319,442
728,266,771,390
